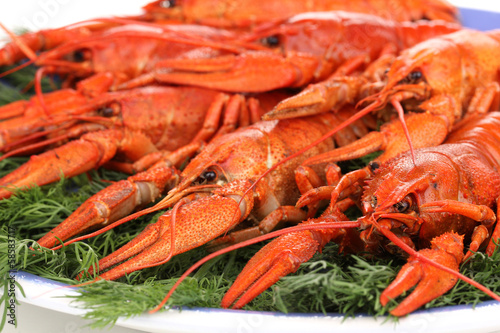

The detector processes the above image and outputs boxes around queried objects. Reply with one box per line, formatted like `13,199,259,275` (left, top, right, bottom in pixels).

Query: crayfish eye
69,49,90,62
393,196,414,213
368,161,380,172
394,201,409,213
72,50,85,62
408,70,422,81
398,70,424,85
196,170,217,184
203,170,217,181
98,103,121,117
99,107,115,117
159,0,176,8
402,70,423,84
261,35,281,48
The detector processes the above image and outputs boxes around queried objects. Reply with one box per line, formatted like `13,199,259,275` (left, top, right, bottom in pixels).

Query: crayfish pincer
223,112,500,316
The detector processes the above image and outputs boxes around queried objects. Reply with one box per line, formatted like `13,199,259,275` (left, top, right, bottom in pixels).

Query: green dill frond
0,64,59,100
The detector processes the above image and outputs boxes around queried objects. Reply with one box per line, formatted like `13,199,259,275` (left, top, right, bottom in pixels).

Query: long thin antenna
149,220,361,313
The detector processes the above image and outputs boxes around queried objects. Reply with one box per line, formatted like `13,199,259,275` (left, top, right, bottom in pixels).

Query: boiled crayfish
4,86,291,248
277,28,500,212
142,0,459,27
66,109,372,281
0,86,213,196
222,112,500,316
122,11,459,92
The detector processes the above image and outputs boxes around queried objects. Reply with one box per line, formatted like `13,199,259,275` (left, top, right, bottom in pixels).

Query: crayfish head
375,37,462,114
170,152,229,197
36,45,94,77
384,47,434,91
167,129,263,200
361,149,461,243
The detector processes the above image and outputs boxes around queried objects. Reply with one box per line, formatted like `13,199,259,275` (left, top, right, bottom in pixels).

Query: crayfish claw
94,181,251,281
37,165,179,249
380,232,464,316
264,75,368,121
222,228,322,309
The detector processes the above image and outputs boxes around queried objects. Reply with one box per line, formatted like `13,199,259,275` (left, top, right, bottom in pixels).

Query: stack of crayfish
1,0,500,318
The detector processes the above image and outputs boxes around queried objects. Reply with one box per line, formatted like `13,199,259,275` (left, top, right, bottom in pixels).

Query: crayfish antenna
0,120,75,156
34,67,51,117
390,98,417,165
0,22,51,116
0,133,68,161
149,220,361,314
0,22,38,61
0,59,35,79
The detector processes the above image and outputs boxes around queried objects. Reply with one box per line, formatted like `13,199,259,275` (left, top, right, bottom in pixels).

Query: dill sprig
0,64,57,103
0,64,499,329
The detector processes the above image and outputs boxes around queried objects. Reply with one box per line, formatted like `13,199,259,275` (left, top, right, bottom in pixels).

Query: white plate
1,2,500,333
5,271,500,333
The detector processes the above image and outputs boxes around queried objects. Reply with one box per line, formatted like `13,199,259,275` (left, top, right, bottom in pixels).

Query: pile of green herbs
0,65,499,329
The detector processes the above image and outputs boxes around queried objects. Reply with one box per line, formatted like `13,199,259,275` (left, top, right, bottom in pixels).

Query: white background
0,1,150,37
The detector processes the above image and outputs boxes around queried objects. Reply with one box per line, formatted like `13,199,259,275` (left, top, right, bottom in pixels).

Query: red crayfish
220,112,500,316
61,109,372,281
